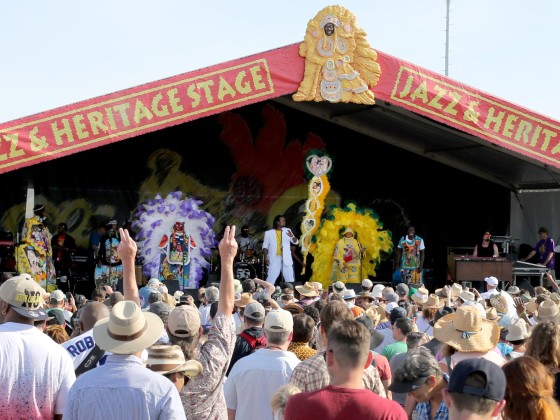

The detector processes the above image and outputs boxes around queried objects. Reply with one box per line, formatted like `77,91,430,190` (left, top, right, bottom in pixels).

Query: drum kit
234,245,264,280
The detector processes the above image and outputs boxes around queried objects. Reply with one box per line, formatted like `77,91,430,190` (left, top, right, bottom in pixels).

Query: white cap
361,279,373,288
385,302,398,313
485,276,499,286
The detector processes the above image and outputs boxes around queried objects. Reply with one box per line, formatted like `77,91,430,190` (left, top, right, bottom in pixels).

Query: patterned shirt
288,341,317,361
415,399,449,420
181,312,236,420
289,349,386,397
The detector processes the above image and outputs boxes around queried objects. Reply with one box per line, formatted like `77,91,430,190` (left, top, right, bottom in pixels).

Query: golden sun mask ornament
293,5,381,105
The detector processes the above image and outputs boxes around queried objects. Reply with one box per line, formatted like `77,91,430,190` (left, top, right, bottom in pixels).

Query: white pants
266,255,295,284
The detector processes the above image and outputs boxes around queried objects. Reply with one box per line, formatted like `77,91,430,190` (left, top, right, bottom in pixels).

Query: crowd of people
3,224,560,419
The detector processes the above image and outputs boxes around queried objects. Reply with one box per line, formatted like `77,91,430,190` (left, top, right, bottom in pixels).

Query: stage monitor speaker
345,283,363,293
162,280,181,295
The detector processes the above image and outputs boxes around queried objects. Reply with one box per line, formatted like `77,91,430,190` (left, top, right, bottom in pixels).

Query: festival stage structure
1,6,559,289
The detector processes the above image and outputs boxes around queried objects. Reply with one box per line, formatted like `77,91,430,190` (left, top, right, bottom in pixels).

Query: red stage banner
1,42,559,174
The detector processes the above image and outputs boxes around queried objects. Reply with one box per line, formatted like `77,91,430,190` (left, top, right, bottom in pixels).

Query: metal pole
445,0,450,76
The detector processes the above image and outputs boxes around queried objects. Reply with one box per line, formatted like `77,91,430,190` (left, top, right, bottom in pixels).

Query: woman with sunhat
434,305,505,374
415,294,442,337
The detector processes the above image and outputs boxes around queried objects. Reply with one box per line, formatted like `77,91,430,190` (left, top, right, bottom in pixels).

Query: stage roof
1,41,559,192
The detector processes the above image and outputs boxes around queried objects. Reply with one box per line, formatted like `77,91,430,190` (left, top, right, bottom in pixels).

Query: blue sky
2,1,559,123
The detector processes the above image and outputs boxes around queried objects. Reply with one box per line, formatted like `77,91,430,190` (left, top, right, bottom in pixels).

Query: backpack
239,331,266,351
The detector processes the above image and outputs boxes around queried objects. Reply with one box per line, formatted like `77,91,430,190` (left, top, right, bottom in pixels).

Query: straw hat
535,300,560,323
425,294,443,309
435,286,449,298
525,297,538,313
505,318,530,341
93,301,164,354
364,306,381,327
458,290,476,303
311,282,324,293
551,292,560,305
295,283,318,297
234,292,254,308
433,305,500,353
357,291,375,301
146,344,203,378
411,287,429,304
485,307,502,323
506,285,521,296
375,304,388,323
489,293,508,315
451,283,463,298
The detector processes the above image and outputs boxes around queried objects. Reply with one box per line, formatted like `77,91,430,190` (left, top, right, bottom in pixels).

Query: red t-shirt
284,385,407,420
374,354,392,381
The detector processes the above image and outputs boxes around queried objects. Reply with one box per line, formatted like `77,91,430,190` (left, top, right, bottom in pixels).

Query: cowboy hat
375,304,388,323
485,307,502,323
458,290,476,303
93,300,163,354
295,283,318,297
535,300,560,323
364,306,381,328
505,318,530,341
411,287,429,304
433,305,500,353
435,286,449,298
451,283,463,298
489,293,508,314
234,292,254,308
146,344,203,378
357,291,375,301
506,285,521,296
425,294,443,309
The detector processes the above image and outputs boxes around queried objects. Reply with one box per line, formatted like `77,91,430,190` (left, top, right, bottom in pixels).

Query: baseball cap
361,278,373,289
46,308,66,326
390,306,407,322
385,302,399,313
484,276,499,287
244,301,266,321
0,275,48,320
385,292,399,303
50,289,66,303
167,305,201,338
447,358,506,402
264,309,294,332
396,283,409,297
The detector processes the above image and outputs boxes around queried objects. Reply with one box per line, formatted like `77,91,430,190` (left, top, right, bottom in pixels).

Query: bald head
79,301,110,332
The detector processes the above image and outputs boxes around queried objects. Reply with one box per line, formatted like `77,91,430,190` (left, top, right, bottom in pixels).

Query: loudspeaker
162,280,180,295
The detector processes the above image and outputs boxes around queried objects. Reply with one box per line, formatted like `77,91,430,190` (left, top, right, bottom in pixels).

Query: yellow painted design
293,5,381,104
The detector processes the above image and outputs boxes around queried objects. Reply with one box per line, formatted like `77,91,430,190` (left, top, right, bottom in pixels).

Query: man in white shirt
0,275,76,419
225,309,301,420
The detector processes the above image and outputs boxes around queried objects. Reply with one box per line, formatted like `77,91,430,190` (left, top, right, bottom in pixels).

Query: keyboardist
521,226,556,282
472,231,499,258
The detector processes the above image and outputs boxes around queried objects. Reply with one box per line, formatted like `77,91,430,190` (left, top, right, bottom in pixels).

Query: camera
65,292,73,300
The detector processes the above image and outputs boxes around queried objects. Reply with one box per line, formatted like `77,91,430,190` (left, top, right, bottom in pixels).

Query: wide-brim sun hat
425,294,443,309
411,287,429,304
433,305,500,353
295,283,318,297
94,300,164,354
146,344,203,378
535,300,560,323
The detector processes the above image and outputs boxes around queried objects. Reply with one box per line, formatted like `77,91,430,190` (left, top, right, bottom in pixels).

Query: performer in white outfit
262,215,299,284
